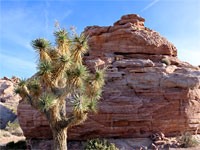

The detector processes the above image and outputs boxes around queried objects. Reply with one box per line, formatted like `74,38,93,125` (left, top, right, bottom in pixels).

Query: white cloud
141,0,160,12
1,31,33,51
0,9,41,51
0,53,36,69
60,10,72,22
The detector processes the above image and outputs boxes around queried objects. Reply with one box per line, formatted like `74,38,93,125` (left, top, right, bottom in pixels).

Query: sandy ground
170,147,200,150
1,131,200,150
0,130,25,146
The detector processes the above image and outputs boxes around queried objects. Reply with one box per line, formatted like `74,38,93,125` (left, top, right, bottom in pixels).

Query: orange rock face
84,14,177,57
17,14,200,140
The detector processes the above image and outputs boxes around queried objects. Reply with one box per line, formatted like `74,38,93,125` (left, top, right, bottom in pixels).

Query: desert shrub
115,56,120,61
85,138,119,150
5,121,24,136
10,107,17,115
161,58,171,66
5,140,27,149
6,121,19,132
178,131,199,148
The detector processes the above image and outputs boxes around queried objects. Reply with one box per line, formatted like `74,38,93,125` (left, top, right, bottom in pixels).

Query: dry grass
178,131,200,148
161,58,171,66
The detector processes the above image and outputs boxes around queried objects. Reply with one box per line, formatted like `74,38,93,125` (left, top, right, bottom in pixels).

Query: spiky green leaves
70,94,89,115
54,27,71,55
37,61,53,75
73,33,88,54
32,38,52,62
14,79,32,104
27,79,41,96
20,24,106,131
66,64,89,88
85,67,106,100
14,87,22,95
18,79,28,87
54,29,69,45
37,61,53,86
32,38,50,51
59,55,71,66
87,99,98,113
94,68,106,87
14,79,28,95
71,33,88,63
93,88,102,101
67,66,105,113
38,92,57,112
73,64,89,79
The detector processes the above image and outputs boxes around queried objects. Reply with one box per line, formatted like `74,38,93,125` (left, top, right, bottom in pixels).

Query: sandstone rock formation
0,76,20,103
17,14,200,140
0,104,16,129
0,77,20,129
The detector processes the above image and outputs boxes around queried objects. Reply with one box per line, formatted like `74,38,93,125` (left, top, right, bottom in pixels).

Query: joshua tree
15,25,106,150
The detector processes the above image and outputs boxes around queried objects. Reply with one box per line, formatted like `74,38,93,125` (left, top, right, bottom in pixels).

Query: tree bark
52,128,67,150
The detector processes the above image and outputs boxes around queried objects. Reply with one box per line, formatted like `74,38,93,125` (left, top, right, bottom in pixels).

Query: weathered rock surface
17,14,200,140
84,14,177,57
0,76,20,129
0,104,16,129
0,76,20,103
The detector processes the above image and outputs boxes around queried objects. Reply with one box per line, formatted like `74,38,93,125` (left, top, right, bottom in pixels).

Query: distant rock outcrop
0,104,16,129
0,76,20,129
17,14,200,140
0,76,20,103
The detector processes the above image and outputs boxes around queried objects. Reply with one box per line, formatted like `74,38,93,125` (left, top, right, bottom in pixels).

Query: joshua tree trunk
52,128,67,150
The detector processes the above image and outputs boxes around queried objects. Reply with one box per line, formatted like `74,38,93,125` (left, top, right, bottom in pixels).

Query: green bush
5,121,23,136
6,121,20,132
85,138,119,150
161,58,171,66
10,107,17,115
178,131,199,148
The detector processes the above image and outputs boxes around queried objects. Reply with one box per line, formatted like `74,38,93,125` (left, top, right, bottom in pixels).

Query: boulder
0,76,21,103
0,77,20,129
0,104,17,129
17,14,200,140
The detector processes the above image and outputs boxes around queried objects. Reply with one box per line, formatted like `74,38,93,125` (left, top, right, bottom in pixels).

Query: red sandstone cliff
17,14,200,140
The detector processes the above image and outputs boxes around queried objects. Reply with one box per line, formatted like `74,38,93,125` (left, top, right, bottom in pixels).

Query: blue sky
0,0,200,78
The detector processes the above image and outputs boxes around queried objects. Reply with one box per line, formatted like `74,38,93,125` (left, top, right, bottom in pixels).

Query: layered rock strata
17,14,200,140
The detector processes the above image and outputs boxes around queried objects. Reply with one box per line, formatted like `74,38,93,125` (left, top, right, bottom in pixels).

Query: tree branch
57,112,88,129
25,95,33,106
57,114,75,129
44,109,50,121
59,99,66,119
